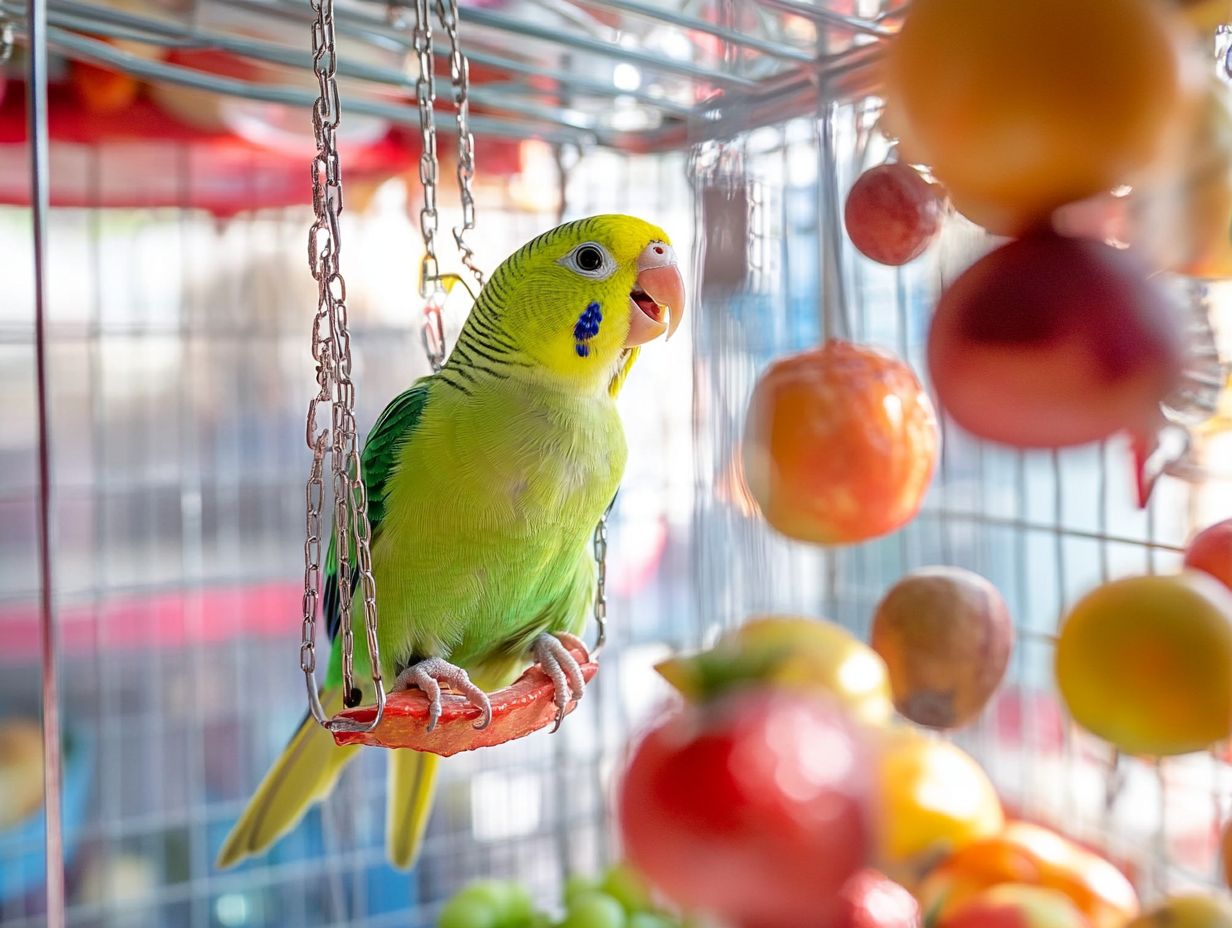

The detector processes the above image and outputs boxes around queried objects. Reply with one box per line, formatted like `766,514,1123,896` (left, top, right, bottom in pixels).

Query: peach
871,567,1014,729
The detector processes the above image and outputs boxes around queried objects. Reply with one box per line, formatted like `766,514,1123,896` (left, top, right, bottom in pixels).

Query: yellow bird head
453,214,686,393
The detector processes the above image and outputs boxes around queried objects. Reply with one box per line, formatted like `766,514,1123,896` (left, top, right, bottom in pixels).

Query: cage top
0,0,895,152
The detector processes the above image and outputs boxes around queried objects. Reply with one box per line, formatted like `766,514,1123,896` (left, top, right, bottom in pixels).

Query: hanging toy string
437,0,486,291
301,0,385,733
410,0,448,372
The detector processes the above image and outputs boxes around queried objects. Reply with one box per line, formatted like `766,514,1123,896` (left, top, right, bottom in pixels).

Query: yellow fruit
1125,894,1232,928
1055,572,1232,756
657,615,895,726
0,718,45,829
872,725,1004,886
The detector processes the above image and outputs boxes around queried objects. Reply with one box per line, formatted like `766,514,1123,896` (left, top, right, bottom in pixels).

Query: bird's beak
626,241,685,347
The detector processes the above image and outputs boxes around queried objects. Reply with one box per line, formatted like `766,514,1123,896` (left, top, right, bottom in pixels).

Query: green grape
457,880,514,911
562,892,627,928
599,864,653,915
451,879,546,928
438,896,499,928
563,875,598,908
627,915,675,928
502,883,537,926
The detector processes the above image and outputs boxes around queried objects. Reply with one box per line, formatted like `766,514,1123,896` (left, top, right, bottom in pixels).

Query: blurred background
1,0,1231,925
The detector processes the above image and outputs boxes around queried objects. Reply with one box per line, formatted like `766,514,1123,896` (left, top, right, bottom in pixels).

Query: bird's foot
532,632,587,734
392,658,492,732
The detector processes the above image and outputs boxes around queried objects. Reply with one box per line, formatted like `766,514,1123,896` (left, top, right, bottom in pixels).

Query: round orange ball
883,0,1194,234
742,340,939,545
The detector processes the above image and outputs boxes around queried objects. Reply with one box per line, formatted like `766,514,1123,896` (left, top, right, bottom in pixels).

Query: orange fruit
1172,0,1232,34
883,0,1195,234
68,57,140,116
918,822,1138,928
741,340,938,545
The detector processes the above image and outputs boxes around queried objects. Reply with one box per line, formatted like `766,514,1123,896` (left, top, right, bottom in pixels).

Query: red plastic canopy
0,79,522,217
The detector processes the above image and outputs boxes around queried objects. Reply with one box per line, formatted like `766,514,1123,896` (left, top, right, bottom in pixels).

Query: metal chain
591,514,608,658
302,0,385,733
435,0,486,290
410,0,448,372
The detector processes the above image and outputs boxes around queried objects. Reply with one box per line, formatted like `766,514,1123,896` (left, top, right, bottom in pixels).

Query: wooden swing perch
330,642,598,755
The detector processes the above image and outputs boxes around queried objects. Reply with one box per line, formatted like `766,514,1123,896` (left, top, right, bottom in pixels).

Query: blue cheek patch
574,301,602,358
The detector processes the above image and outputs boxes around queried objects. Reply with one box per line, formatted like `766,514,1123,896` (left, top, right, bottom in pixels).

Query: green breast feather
324,374,625,694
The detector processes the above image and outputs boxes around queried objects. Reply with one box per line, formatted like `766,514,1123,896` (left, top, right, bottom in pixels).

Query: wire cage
2,0,1231,926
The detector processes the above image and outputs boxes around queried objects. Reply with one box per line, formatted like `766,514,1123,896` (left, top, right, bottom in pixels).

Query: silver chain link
436,0,486,290
410,0,448,372
302,0,385,733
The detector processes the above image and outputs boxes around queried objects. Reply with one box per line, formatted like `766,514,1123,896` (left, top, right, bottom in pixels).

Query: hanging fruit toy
870,567,1014,730
882,0,1198,236
654,614,895,726
871,726,1005,888
937,885,1093,928
926,231,1185,449
917,821,1139,928
844,162,947,266
1184,517,1232,592
1055,571,1232,756
617,689,873,928
742,340,938,545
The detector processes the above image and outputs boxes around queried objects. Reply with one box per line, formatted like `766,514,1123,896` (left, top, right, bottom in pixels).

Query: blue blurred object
0,730,93,904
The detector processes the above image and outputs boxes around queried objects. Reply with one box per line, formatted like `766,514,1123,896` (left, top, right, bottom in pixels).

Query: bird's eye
560,242,614,278
576,246,604,271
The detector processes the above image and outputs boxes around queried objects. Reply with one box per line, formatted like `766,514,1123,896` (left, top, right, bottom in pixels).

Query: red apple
844,163,946,266
1184,518,1232,593
834,870,922,928
618,691,873,928
927,231,1185,448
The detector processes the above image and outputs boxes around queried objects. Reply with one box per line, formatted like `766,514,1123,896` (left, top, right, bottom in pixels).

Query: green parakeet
216,214,684,871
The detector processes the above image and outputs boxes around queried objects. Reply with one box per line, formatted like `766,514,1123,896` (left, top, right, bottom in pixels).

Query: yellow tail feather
215,688,360,869
385,749,440,870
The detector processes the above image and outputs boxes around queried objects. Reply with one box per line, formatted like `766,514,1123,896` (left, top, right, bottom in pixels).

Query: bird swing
298,0,601,756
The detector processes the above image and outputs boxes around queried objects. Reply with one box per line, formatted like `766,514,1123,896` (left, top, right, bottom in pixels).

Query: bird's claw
532,632,587,733
392,657,493,732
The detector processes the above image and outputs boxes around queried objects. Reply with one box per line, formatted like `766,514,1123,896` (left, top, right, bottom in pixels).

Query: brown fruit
871,567,1014,729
